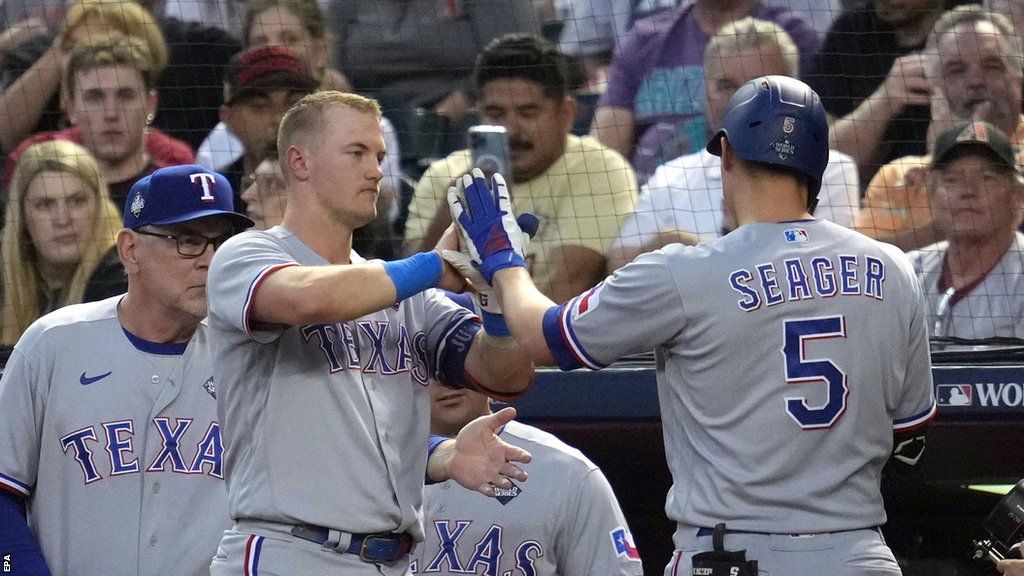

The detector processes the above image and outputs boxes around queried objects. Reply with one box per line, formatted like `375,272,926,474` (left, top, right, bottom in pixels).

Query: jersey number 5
782,315,848,429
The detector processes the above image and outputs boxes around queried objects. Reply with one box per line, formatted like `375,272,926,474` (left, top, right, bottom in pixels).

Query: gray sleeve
0,347,41,497
546,248,686,369
207,233,299,344
891,265,936,431
559,468,644,575
419,288,479,378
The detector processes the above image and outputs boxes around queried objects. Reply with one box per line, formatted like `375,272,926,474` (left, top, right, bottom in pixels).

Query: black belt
696,526,877,537
290,525,414,564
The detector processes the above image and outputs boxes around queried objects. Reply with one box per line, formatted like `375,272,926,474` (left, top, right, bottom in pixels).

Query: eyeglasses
135,229,232,258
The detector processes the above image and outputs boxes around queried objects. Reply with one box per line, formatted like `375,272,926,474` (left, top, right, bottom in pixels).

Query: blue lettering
412,332,430,386
784,258,813,301
839,255,861,295
756,263,784,306
103,420,138,476
812,257,837,297
395,325,413,374
515,540,543,576
340,323,360,368
60,427,101,483
865,257,885,300
301,324,344,372
467,525,503,576
189,423,224,478
147,418,192,473
358,321,396,374
426,520,470,572
729,269,761,312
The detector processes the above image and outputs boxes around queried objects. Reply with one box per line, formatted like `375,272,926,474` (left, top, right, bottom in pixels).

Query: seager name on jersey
729,254,886,312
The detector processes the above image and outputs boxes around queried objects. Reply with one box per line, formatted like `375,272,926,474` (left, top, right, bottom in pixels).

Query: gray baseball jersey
0,297,230,576
411,420,644,576
541,219,936,533
909,232,1024,339
206,225,475,540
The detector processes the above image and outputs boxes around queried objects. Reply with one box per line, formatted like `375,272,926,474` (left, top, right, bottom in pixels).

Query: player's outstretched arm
426,407,531,496
493,267,558,366
248,253,466,326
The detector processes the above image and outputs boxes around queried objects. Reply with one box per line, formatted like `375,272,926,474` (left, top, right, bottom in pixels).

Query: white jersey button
149,536,157,546
152,375,160,384
153,482,160,494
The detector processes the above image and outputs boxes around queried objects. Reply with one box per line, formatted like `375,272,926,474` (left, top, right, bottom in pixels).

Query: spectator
608,17,860,272
6,38,194,211
413,378,643,576
240,143,286,230
1,140,124,344
405,33,638,303
909,121,1024,339
196,0,349,171
813,0,960,183
557,0,681,91
589,0,819,183
0,0,168,153
328,0,540,165
851,7,1024,250
218,46,317,205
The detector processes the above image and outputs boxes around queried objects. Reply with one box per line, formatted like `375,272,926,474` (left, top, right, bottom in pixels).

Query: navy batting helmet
706,75,828,210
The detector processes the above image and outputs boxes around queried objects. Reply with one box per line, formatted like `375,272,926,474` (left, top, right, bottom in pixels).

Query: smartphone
468,125,511,182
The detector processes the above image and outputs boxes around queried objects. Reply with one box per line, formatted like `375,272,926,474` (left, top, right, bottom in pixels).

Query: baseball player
205,91,535,576
449,76,937,575
412,377,644,576
0,164,253,575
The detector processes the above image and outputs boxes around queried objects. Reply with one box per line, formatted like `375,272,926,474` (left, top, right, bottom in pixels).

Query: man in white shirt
608,17,859,272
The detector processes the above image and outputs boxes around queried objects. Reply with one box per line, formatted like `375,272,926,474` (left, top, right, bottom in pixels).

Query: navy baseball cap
124,164,255,230
932,121,1019,174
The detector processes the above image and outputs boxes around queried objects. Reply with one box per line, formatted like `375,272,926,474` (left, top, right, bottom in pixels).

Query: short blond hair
276,91,381,175
63,37,156,100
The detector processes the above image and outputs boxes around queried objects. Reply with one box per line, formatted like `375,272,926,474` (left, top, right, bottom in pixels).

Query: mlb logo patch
784,228,809,243
936,384,972,406
493,481,521,505
610,527,641,561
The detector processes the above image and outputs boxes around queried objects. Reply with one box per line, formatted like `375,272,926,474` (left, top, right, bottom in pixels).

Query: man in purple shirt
590,0,819,183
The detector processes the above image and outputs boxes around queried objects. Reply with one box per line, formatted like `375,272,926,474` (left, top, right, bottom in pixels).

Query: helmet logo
783,116,795,134
772,136,796,160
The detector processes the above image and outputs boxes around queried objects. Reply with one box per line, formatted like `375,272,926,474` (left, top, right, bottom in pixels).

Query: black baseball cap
932,121,1019,173
223,46,318,106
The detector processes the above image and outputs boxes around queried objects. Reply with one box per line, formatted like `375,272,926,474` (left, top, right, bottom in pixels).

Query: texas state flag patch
784,228,809,243
610,527,641,561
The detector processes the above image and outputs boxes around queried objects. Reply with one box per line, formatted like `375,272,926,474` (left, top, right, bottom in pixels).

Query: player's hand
446,407,531,497
997,559,1024,575
441,212,538,315
875,54,931,115
434,224,470,293
447,169,527,283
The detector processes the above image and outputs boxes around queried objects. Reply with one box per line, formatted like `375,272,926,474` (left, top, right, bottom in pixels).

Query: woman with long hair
1,140,125,343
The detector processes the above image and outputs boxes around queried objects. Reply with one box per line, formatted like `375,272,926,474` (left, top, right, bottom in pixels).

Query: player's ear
284,145,311,182
719,137,736,172
116,229,142,274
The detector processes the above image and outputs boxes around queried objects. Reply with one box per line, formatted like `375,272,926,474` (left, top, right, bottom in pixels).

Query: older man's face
937,21,1023,136
930,152,1024,242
